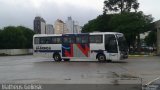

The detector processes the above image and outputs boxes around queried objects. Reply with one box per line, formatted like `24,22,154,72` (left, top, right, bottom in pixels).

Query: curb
128,55,155,57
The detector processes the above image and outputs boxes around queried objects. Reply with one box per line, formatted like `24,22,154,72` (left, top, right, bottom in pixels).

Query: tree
82,14,113,33
109,12,153,49
144,30,157,47
17,26,35,48
0,26,35,49
103,0,139,14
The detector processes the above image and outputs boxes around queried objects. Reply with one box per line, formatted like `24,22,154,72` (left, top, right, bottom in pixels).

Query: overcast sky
0,0,160,29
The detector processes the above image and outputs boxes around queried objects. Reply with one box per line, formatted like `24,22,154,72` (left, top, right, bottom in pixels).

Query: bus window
51,37,57,44
51,37,62,44
105,35,118,53
56,37,62,44
39,37,52,44
62,36,75,44
45,37,51,44
76,35,88,44
89,35,102,43
40,37,46,44
34,37,40,44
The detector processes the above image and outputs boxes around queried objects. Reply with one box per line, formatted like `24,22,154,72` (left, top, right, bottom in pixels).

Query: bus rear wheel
53,54,62,62
97,54,106,62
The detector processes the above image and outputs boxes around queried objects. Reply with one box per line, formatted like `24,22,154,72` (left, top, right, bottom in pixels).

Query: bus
33,32,128,62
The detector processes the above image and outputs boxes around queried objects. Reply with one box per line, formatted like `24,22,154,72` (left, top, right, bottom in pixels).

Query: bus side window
51,37,56,44
40,37,46,44
51,37,62,44
76,35,88,44
56,37,62,44
89,35,102,43
89,36,95,43
82,36,89,44
35,37,40,44
76,36,81,43
62,36,75,44
45,37,51,44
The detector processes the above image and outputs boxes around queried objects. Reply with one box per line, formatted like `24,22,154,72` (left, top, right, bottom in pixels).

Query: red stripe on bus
77,44,90,57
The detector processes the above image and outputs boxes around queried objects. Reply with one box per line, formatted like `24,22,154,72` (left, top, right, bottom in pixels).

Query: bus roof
33,32,123,37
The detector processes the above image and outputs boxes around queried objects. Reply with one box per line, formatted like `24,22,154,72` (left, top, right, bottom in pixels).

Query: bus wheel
63,59,70,62
97,54,106,62
53,54,62,62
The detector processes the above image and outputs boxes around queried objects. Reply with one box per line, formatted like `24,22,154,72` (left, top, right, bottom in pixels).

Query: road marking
145,76,160,85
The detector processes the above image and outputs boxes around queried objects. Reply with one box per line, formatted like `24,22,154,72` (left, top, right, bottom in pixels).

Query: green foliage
144,31,157,46
82,15,113,33
103,0,139,14
109,12,153,47
0,26,35,49
82,12,153,48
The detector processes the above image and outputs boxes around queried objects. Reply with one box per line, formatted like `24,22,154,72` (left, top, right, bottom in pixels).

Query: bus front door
105,35,118,60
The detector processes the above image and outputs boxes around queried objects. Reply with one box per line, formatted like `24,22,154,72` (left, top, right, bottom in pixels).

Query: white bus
33,32,128,62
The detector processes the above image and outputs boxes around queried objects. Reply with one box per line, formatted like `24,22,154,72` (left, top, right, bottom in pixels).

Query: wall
0,49,33,55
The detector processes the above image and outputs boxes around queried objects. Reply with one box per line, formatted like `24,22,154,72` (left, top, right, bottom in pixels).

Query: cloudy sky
0,0,160,29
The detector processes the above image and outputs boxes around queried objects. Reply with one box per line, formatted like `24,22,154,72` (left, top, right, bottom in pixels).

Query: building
34,16,46,34
66,17,74,33
140,31,150,40
54,19,64,34
63,23,69,34
74,21,81,34
46,24,54,34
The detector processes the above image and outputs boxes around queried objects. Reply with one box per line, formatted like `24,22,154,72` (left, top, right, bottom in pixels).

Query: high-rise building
63,23,69,34
74,21,81,34
54,19,64,34
34,16,46,34
66,17,74,33
46,24,54,34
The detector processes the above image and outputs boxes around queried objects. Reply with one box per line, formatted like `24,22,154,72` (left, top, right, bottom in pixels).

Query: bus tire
53,53,62,62
97,54,106,62
63,59,70,62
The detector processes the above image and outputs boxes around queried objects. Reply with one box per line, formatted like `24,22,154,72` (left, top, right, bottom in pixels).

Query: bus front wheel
53,54,62,62
97,54,106,62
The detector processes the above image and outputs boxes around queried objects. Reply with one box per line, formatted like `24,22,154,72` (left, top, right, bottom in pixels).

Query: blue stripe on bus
34,50,61,53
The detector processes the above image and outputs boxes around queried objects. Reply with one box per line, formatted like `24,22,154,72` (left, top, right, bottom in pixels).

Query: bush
0,26,35,49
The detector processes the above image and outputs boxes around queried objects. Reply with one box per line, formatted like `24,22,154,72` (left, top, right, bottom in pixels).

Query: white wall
0,49,33,55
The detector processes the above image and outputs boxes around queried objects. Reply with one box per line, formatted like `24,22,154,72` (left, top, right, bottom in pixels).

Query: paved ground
0,55,160,86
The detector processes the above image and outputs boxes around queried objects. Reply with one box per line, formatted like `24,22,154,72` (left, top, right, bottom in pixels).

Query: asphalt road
0,55,160,89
